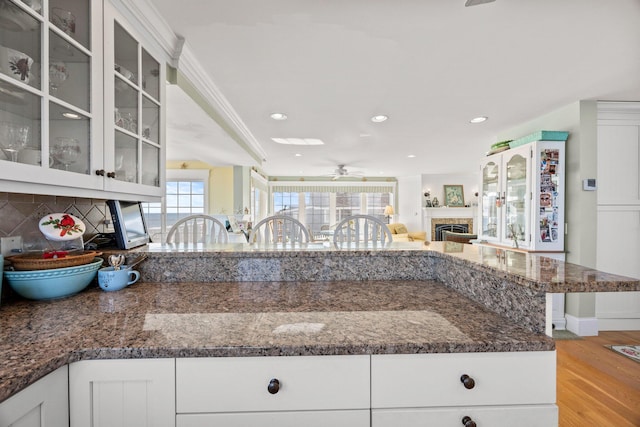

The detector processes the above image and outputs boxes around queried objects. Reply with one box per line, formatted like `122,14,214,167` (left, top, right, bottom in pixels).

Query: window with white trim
269,182,395,238
141,169,209,242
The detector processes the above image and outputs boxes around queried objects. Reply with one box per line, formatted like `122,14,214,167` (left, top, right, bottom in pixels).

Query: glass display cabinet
478,140,565,252
0,0,164,198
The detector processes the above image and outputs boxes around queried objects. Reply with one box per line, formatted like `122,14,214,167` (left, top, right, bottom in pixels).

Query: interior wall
420,174,479,208
166,161,234,214
397,175,421,230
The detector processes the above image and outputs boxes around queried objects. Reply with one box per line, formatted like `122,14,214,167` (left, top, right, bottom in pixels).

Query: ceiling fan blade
465,0,496,6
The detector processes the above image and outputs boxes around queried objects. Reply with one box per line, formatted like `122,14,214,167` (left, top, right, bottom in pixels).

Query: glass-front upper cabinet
103,2,163,197
477,139,565,252
0,0,102,189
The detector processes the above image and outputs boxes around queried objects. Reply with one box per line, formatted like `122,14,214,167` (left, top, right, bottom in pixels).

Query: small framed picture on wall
444,185,465,207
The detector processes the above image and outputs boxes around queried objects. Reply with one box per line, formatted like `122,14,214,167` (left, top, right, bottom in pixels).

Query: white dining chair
249,215,310,244
165,214,229,244
332,214,392,247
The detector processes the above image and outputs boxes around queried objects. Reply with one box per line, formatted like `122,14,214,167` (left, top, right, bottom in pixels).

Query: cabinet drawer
176,355,369,413
373,405,558,427
372,351,555,408
177,409,370,427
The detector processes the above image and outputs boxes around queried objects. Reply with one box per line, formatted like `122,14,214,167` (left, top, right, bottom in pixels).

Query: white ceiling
150,0,640,178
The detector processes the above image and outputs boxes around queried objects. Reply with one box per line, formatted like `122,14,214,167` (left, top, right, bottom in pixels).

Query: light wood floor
556,330,640,427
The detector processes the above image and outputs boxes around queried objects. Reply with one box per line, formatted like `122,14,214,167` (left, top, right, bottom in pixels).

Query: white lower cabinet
177,410,370,427
175,355,370,426
372,351,557,427
69,358,175,427
0,366,68,427
372,405,558,426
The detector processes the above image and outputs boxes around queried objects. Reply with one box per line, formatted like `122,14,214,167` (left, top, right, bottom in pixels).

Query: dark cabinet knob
267,378,280,394
95,169,105,176
106,171,116,178
460,374,475,389
462,416,477,427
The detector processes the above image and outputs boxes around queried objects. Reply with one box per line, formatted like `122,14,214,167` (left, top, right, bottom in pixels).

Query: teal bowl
3,258,104,300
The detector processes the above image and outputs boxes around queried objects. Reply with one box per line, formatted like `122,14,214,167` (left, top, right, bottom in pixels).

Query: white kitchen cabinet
0,0,104,192
478,140,565,252
176,355,370,426
0,0,164,200
373,405,558,427
69,358,175,427
177,410,370,427
371,351,557,427
596,102,640,330
0,365,68,427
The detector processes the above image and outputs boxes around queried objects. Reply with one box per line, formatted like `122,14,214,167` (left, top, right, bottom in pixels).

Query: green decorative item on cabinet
509,131,569,149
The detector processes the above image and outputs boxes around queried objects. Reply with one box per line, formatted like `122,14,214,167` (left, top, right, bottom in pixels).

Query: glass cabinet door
0,0,97,179
0,0,42,165
481,160,500,239
110,19,162,189
503,152,528,246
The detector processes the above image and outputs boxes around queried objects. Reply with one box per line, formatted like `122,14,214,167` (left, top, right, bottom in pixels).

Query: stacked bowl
3,252,103,300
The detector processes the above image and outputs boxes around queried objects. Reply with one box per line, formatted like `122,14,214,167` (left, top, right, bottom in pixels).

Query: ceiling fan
465,0,496,6
327,164,364,180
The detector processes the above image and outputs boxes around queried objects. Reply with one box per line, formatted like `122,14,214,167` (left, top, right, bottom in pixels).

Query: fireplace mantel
423,207,478,241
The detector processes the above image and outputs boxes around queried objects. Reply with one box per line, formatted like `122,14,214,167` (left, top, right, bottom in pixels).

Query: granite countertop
0,279,553,403
130,241,640,293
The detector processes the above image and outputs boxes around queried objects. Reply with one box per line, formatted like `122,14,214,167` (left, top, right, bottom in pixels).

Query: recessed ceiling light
371,115,388,123
295,153,302,157
271,138,324,145
270,112,288,120
62,112,81,119
408,154,416,158
470,116,488,123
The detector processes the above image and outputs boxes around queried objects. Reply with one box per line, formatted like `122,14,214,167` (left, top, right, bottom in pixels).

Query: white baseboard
597,318,640,331
566,314,599,336
552,317,567,330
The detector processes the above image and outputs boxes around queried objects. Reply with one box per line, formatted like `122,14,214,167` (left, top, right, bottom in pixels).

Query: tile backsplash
0,192,112,252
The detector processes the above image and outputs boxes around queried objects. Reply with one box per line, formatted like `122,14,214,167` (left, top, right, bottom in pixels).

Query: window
366,193,392,220
273,192,298,217
165,180,205,225
141,169,209,242
270,182,395,237
304,192,330,235
336,192,361,222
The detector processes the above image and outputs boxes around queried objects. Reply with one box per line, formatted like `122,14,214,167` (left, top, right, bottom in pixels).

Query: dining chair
165,214,229,244
332,214,392,247
249,215,310,244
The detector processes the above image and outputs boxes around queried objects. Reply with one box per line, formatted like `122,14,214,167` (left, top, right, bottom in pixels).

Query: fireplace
431,218,474,241
423,207,477,241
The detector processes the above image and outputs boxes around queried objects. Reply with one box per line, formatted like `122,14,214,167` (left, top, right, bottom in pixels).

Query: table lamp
383,205,395,223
